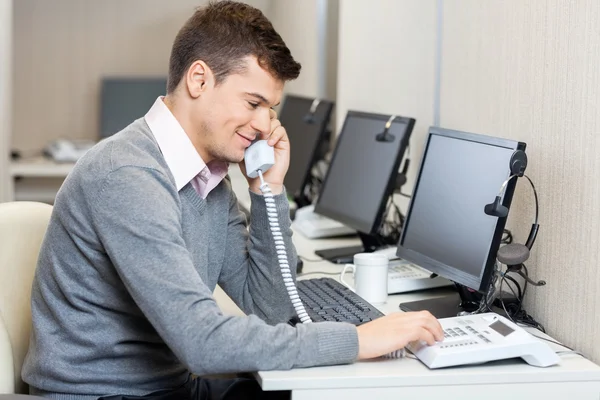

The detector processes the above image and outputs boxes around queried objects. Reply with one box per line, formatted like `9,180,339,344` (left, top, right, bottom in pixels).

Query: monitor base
399,293,511,319
399,294,467,319
314,245,365,264
314,232,393,264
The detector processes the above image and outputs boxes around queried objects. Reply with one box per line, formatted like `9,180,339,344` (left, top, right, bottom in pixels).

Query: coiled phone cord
257,170,404,358
258,170,312,324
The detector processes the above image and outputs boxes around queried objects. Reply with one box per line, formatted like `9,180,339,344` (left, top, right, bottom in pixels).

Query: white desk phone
408,312,559,368
44,139,96,163
244,140,559,369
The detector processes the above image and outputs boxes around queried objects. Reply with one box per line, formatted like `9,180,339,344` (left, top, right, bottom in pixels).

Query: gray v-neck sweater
22,119,358,399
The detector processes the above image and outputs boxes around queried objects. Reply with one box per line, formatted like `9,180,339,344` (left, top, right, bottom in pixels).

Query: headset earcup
497,243,530,265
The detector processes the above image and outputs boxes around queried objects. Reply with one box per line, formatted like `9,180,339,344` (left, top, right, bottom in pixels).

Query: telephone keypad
440,325,492,347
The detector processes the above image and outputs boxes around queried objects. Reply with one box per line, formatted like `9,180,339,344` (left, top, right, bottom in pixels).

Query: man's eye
248,102,259,109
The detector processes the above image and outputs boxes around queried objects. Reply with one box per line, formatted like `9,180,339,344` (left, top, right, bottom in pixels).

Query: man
22,1,442,399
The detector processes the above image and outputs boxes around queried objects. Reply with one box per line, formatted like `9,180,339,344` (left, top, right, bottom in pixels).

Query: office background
0,0,599,365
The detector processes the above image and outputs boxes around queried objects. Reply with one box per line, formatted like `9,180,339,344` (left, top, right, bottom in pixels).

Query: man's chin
223,153,245,164
210,148,245,164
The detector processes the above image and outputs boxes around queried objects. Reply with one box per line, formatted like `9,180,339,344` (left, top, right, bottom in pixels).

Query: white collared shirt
144,97,228,198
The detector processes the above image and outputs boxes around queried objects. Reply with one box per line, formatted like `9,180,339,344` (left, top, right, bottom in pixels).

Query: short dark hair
167,1,301,93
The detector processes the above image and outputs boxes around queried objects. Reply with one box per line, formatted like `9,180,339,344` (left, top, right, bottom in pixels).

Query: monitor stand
399,284,484,319
399,284,514,319
314,232,390,264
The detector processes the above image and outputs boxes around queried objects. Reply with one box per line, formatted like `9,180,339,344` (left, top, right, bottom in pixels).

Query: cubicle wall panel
0,0,13,202
269,0,320,98
336,0,438,196
440,0,600,363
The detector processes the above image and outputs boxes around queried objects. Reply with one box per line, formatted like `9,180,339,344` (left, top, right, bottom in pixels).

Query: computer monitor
279,95,334,207
100,77,168,139
396,127,526,318
313,111,415,263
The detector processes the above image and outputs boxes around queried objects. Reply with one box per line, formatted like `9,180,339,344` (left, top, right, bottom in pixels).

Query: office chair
0,314,13,393
0,202,52,394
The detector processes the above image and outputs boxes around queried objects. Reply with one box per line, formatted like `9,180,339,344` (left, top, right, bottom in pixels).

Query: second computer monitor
279,95,333,206
314,111,415,260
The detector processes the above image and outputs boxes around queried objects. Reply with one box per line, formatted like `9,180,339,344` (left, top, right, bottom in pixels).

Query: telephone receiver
244,139,275,178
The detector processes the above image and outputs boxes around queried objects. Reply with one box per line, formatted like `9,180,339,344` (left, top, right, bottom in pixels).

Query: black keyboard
296,278,385,325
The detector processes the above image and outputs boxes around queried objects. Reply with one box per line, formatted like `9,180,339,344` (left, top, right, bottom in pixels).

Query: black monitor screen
314,111,414,234
396,127,525,291
100,78,167,139
280,95,333,199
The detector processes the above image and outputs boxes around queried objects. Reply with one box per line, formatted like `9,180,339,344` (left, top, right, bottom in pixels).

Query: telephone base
407,312,560,368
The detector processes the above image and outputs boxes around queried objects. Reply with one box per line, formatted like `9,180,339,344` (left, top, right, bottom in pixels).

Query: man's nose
251,108,271,138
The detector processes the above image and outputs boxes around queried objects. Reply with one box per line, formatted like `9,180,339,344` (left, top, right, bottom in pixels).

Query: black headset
484,150,545,286
376,115,411,187
303,99,321,124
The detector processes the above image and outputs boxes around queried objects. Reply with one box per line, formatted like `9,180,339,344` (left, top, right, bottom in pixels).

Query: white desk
9,157,74,178
257,236,600,399
9,157,74,202
224,170,600,400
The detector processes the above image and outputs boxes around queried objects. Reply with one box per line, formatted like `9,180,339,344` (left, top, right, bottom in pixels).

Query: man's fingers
419,327,437,346
268,125,287,146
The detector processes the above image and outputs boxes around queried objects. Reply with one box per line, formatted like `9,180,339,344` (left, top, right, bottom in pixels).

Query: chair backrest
0,202,53,394
0,314,14,393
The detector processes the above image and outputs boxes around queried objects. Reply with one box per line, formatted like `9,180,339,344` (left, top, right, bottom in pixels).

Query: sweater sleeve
216,180,299,325
90,166,359,375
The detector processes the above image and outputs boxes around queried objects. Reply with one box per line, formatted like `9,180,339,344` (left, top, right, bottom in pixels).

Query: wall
268,0,339,105
336,0,438,199
11,0,270,153
268,0,339,139
268,0,321,99
0,0,12,202
440,0,600,362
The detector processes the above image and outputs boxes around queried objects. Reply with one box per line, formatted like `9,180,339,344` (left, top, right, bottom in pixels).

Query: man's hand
242,108,290,195
356,311,443,360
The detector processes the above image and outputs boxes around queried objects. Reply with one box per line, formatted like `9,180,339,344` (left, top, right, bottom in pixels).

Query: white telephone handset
244,140,275,178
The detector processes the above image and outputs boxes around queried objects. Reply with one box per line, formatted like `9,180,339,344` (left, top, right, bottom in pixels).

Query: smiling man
22,2,442,400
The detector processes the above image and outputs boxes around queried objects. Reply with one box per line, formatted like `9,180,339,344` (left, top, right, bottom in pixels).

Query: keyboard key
296,278,385,325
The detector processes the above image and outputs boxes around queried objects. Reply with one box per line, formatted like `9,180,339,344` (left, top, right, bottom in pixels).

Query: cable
298,255,324,263
377,196,404,245
503,274,522,300
527,331,576,352
297,271,340,277
494,265,547,333
259,170,404,359
258,170,311,324
498,275,514,323
557,350,585,357
502,229,513,244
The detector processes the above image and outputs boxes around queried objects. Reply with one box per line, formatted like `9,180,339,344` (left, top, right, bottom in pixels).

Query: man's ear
186,61,212,99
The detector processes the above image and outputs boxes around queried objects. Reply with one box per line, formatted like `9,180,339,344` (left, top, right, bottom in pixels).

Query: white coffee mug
340,253,388,305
